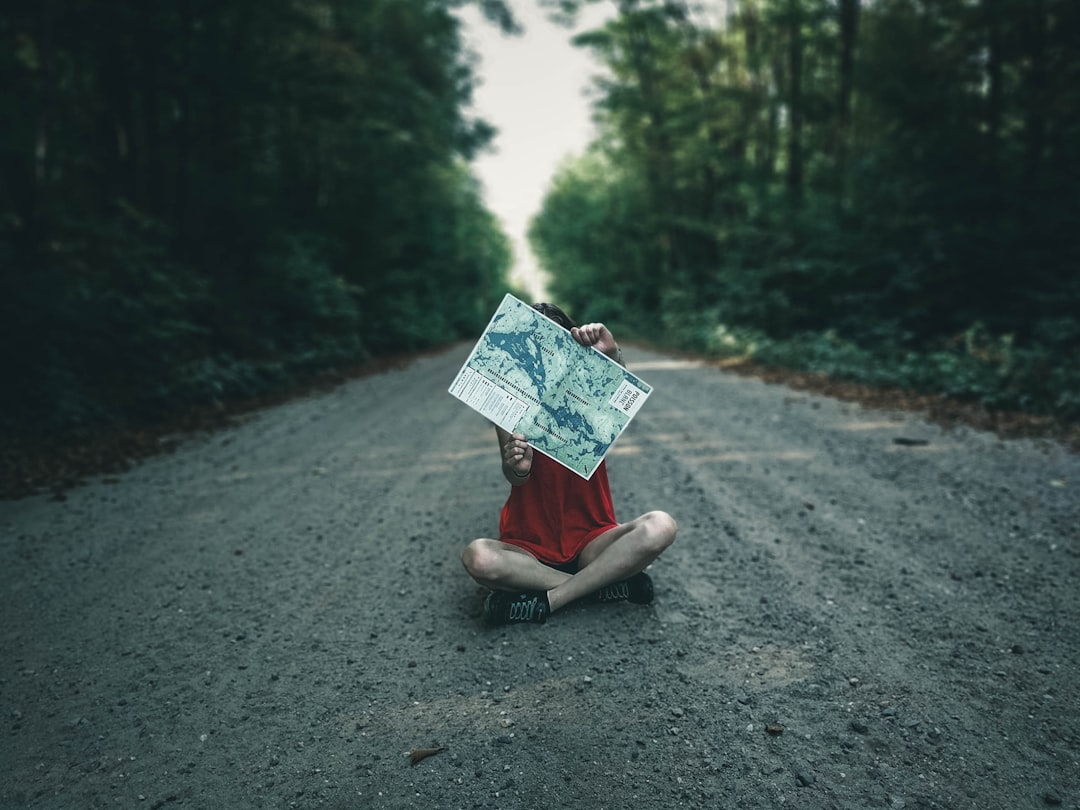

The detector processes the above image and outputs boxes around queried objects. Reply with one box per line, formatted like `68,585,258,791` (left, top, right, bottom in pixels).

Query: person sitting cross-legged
461,303,677,626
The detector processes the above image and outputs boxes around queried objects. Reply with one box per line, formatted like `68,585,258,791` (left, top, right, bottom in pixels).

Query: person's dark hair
532,303,576,331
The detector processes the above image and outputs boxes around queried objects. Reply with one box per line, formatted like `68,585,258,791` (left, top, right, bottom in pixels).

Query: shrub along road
2,344,1078,808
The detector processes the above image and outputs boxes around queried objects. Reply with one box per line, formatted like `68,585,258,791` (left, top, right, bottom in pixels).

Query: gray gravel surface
2,344,1078,809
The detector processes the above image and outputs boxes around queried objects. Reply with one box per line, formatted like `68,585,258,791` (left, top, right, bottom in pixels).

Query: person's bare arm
495,426,533,486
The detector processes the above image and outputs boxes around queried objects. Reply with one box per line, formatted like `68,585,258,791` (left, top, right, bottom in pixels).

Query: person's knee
642,510,677,553
462,539,499,582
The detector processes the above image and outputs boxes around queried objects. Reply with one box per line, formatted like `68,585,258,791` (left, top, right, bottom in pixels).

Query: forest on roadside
531,0,1080,419
0,0,516,438
2,0,1078,445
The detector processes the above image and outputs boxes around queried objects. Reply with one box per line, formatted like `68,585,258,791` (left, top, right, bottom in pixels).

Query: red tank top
498,452,619,565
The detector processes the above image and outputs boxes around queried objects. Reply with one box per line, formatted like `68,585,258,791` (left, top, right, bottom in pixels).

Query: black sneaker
596,572,654,605
483,591,550,625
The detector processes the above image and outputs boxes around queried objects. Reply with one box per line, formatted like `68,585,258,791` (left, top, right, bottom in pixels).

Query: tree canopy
4,0,1077,435
0,0,516,436
532,0,1080,416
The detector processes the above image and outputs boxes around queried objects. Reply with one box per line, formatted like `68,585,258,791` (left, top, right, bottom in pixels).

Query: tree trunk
676,9,723,268
837,0,857,130
836,0,858,202
984,0,1003,181
618,0,680,282
139,3,162,216
786,0,803,202
1023,0,1047,183
175,0,192,249
29,0,57,246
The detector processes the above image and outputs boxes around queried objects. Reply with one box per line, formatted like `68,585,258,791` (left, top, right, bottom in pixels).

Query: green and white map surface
449,294,652,479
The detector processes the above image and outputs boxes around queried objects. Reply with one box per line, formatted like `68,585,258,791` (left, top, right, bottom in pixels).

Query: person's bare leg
546,510,677,612
462,539,572,592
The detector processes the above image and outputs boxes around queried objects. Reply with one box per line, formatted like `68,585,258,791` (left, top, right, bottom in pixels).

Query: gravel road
2,343,1078,809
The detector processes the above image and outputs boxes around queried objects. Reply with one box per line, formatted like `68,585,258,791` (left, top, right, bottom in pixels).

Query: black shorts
549,558,581,575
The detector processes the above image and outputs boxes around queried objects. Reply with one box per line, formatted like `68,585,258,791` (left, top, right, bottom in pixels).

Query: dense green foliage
532,0,1080,416
0,0,514,436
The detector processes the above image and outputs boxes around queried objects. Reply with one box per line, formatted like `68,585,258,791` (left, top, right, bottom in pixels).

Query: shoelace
598,581,630,602
507,595,540,621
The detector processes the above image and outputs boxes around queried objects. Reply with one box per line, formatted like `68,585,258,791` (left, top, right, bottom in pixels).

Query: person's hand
502,432,533,476
571,322,618,360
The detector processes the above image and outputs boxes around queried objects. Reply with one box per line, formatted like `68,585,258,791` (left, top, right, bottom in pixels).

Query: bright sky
457,2,610,301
